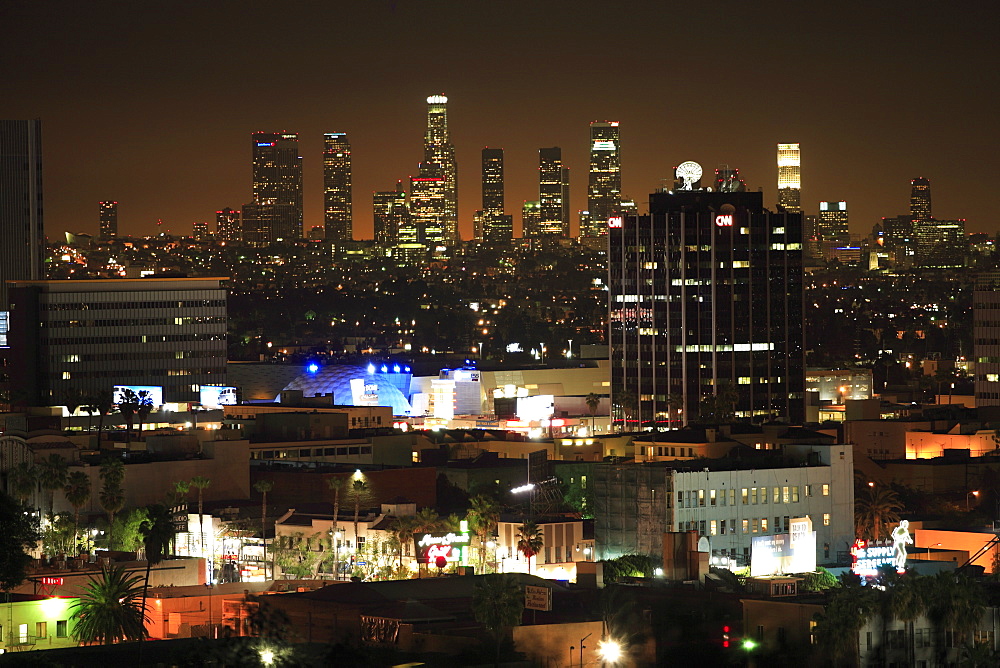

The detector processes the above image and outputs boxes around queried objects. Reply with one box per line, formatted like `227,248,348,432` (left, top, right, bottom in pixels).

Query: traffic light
722,625,730,648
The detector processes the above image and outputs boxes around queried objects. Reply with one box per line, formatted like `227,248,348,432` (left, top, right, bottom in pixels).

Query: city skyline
1,1,994,240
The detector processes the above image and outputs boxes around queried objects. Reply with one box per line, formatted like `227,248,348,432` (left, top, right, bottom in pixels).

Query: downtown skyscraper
0,120,45,323
478,147,512,243
243,132,303,244
374,182,410,249
609,181,805,427
583,121,621,238
99,201,118,238
776,143,801,213
323,132,352,242
537,147,570,237
419,95,458,244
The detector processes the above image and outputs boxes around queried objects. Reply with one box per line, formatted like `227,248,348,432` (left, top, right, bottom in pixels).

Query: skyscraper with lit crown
99,201,118,238
910,177,932,222
323,132,352,242
777,143,801,212
420,95,458,244
584,121,621,237
244,132,303,243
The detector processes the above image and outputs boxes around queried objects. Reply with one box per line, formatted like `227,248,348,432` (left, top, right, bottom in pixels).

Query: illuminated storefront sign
40,576,64,586
608,216,623,228
851,520,911,576
715,214,734,227
416,532,470,564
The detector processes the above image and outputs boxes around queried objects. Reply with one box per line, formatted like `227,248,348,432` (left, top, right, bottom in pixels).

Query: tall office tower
975,273,1000,409
248,132,303,243
5,277,227,405
479,147,512,244
323,132,352,242
818,201,850,244
910,177,932,222
916,219,966,267
538,148,569,237
584,121,621,238
192,221,209,240
609,181,805,427
420,95,458,244
0,120,45,326
99,201,118,238
410,176,446,247
714,166,746,193
777,143,801,212
216,208,240,242
522,201,541,238
373,183,409,249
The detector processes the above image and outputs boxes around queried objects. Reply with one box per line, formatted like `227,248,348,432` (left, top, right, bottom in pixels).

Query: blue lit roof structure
279,365,412,415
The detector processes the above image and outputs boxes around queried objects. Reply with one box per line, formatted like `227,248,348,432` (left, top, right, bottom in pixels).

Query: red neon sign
715,214,734,227
40,577,64,586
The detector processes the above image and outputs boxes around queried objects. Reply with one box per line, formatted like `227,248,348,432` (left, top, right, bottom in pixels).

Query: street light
579,632,592,667
598,638,623,664
967,490,980,511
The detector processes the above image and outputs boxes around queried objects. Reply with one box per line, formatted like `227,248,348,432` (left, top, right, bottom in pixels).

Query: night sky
2,1,995,240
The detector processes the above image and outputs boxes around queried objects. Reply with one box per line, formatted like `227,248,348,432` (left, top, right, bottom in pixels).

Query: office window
710,489,717,506
761,518,769,532
822,484,830,496
742,488,748,504
761,487,768,504
773,487,780,503
782,486,790,503
792,486,800,503
775,516,782,533
729,489,736,506
56,620,67,638
19,624,27,643
823,513,831,526
751,518,759,533
720,520,727,535
36,621,47,639
751,487,758,504
805,484,812,497
710,520,717,536
678,491,684,508
742,519,749,534
698,490,705,507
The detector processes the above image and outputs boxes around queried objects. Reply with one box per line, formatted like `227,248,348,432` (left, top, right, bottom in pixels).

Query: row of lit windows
681,514,830,536
676,484,828,508
61,351,223,363
47,334,225,345
57,367,224,380
46,316,226,328
42,299,225,311
250,445,373,460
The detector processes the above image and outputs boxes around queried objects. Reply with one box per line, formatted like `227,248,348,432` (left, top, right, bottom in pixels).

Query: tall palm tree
468,495,500,571
135,390,154,435
190,476,211,564
925,571,986,665
7,462,37,507
70,564,148,645
94,389,114,447
472,574,525,667
254,480,274,578
136,504,174,665
516,521,544,573
855,483,903,542
584,392,601,432
879,570,927,667
347,479,373,553
64,471,92,553
37,454,68,519
327,477,346,576
814,574,879,667
98,458,126,549
390,514,421,572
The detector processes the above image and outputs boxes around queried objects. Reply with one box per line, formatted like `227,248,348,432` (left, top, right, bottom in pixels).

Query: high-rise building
609,181,805,427
538,148,569,237
584,121,621,238
373,183,409,249
323,133,352,242
99,201,118,238
216,208,240,242
192,221,209,240
245,132,303,243
818,201,850,244
777,143,801,213
4,277,227,405
410,176,447,248
975,273,1000,409
0,120,45,324
910,177,932,222
522,201,541,238
915,219,966,267
478,147,512,244
420,95,458,244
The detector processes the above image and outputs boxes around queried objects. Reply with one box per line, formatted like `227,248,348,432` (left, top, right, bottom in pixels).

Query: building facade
776,143,801,213
0,120,45,319
817,201,849,244
480,147,512,244
373,184,409,250
609,187,806,426
583,121,621,238
420,95,458,245
99,201,118,238
974,272,1000,408
215,207,240,242
538,147,569,237
5,277,228,405
323,132,352,242
244,132,303,243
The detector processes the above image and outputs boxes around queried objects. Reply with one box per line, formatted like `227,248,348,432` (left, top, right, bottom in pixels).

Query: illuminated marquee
608,216,623,228
416,532,470,564
715,214,734,227
40,576,64,586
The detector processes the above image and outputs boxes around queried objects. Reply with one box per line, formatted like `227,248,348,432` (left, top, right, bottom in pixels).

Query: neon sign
715,214,734,227
416,532,470,564
851,520,911,576
608,216,623,228
40,577,64,586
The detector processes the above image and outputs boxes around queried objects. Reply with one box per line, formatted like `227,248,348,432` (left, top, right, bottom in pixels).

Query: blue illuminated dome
280,365,412,415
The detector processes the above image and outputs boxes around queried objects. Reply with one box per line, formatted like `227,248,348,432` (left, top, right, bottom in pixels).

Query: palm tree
516,521,544,573
327,477,346,577
94,389,114,447
467,495,500,572
37,454,68,519
388,514,420,571
855,482,903,541
925,571,986,665
190,476,211,564
411,507,446,576
666,392,685,425
347,479,373,554
64,471,92,553
254,480,273,578
135,390,154,435
136,504,173,664
98,458,126,549
584,392,601,432
814,574,879,667
70,564,148,645
472,574,525,667
879,570,927,667
117,388,140,446
7,462,37,507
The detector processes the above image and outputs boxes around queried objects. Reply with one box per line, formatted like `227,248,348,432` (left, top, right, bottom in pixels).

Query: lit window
823,513,831,526
988,374,999,383
710,520,717,536
773,227,785,234
62,372,71,380
761,518,768,532
822,484,830,496
738,377,751,385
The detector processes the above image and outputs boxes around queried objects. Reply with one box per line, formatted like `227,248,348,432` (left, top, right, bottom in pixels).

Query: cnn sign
607,216,623,228
715,214,734,227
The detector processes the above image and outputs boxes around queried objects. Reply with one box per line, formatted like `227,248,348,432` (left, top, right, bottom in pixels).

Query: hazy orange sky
2,1,995,240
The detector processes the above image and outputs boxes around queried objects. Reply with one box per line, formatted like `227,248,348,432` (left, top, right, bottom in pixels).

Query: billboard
113,385,163,407
199,385,237,408
349,378,379,406
750,516,816,577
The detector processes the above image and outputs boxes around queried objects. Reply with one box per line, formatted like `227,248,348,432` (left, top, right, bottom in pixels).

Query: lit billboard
200,385,237,408
750,516,816,577
113,385,163,407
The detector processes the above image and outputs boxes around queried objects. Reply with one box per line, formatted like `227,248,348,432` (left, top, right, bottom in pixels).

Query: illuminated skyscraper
522,201,541,238
99,201,118,238
584,121,621,238
245,132,302,243
323,133,352,242
0,120,44,320
411,176,446,247
910,177,932,222
818,201,850,244
373,182,409,249
420,95,458,244
609,183,805,427
216,208,240,242
538,147,569,237
777,143,801,213
479,148,512,244
714,166,746,193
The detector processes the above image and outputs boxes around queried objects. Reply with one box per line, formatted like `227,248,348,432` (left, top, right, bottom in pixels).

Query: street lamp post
967,490,980,511
579,632,592,667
